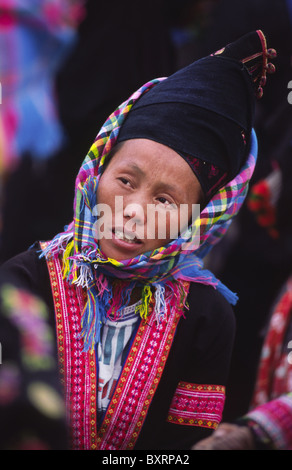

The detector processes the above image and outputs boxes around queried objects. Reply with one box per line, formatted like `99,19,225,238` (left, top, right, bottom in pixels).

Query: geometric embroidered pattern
246,393,292,450
167,382,225,430
42,244,98,450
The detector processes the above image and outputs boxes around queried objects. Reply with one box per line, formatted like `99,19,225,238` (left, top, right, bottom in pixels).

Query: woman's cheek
144,206,178,242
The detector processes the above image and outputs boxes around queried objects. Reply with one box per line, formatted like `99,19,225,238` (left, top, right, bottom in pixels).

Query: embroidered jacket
0,246,235,450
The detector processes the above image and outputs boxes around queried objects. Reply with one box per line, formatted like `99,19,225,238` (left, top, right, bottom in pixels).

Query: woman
0,30,276,450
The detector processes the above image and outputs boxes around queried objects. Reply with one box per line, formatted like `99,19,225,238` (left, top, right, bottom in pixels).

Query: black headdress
118,30,276,199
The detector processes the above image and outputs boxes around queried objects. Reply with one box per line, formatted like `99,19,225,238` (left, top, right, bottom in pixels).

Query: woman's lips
111,228,143,251
114,229,140,242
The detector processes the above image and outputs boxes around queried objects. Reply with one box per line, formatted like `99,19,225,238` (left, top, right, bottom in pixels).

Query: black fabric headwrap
117,30,276,199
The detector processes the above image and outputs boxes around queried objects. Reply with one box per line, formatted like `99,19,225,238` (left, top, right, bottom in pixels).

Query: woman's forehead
109,138,187,171
104,138,202,201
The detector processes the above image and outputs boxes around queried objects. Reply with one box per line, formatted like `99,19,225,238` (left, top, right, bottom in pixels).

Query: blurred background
0,0,291,428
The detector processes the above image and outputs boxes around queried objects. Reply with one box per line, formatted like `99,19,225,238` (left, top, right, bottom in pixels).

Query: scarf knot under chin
41,78,258,352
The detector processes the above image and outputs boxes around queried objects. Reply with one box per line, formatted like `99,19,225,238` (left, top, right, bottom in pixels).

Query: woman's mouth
113,229,142,245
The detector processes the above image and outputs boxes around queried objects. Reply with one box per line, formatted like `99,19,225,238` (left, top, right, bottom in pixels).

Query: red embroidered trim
96,304,183,450
167,382,226,430
251,280,292,408
247,394,292,450
42,245,98,450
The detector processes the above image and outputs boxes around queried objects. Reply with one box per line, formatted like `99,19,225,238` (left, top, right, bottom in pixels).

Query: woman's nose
123,201,146,225
123,192,148,225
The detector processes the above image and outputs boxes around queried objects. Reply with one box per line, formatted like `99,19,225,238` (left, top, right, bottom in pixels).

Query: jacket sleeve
244,393,292,450
0,246,53,315
0,248,67,449
135,282,236,450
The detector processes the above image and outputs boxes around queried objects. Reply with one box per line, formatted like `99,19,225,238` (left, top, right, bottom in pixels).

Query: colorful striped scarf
41,78,258,352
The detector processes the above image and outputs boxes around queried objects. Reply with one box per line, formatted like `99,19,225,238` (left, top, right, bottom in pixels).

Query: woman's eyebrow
124,162,146,177
123,162,182,194
120,161,146,177
154,181,184,196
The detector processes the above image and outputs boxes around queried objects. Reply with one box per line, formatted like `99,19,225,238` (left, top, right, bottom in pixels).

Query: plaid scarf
42,78,258,352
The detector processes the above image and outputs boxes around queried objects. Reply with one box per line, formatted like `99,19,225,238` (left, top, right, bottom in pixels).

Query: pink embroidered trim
43,245,98,450
96,293,187,450
247,394,292,450
167,382,226,430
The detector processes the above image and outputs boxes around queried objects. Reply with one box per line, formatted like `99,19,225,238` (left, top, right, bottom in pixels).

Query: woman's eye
156,197,178,211
119,177,131,186
157,196,171,205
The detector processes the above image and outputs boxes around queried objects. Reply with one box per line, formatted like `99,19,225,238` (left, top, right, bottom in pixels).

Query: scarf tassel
80,282,104,353
153,283,166,322
140,285,153,320
216,280,238,306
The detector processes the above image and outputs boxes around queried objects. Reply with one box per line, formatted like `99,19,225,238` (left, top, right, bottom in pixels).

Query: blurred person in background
0,0,84,257
0,0,81,448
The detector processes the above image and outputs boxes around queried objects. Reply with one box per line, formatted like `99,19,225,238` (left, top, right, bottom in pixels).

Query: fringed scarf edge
40,235,237,353
40,236,195,352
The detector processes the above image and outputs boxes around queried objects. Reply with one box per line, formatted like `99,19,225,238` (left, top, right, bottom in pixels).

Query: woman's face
96,139,203,260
